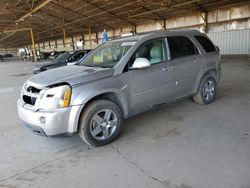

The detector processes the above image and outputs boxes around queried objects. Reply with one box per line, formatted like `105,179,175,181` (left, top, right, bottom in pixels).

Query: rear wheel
78,99,123,146
193,76,217,105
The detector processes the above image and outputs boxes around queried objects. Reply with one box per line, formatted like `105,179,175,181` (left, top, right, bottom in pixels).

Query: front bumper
17,99,82,136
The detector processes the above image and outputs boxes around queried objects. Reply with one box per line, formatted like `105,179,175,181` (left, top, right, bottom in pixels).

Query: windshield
54,51,75,63
80,40,136,68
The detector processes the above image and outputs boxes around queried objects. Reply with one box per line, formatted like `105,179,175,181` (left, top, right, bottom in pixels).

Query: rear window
167,36,198,59
195,36,216,53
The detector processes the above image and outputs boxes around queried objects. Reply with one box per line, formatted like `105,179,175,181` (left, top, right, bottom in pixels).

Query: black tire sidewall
79,100,123,146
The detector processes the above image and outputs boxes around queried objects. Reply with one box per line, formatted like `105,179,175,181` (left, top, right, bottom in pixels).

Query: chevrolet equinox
18,30,221,146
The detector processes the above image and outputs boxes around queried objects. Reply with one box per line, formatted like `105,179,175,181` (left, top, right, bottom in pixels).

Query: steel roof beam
16,0,52,23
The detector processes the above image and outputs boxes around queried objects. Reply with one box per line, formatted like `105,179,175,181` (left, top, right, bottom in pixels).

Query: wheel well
76,92,128,133
195,69,218,93
205,69,218,80
82,92,128,118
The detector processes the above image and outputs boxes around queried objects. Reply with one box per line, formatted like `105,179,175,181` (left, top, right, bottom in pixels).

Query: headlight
39,85,71,110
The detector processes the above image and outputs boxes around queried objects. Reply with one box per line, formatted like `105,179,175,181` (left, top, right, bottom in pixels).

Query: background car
67,49,91,66
33,49,90,74
48,51,66,60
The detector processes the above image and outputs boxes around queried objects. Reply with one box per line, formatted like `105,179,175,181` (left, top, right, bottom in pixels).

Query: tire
193,76,217,105
78,99,123,146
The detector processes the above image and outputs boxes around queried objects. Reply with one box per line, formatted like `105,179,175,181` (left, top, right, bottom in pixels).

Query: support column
38,42,41,51
95,32,99,44
88,28,92,49
163,19,166,30
132,25,137,34
201,12,208,33
81,34,85,50
71,36,75,50
112,29,115,39
63,28,67,49
29,28,37,62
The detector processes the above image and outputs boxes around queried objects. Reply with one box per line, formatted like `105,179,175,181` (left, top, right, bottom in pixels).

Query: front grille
23,95,37,105
22,84,41,106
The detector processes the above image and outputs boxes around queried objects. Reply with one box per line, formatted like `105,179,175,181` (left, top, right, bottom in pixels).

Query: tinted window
167,36,198,59
195,36,216,53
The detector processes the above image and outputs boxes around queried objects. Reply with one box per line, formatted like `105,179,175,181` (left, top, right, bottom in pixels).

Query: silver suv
17,30,221,146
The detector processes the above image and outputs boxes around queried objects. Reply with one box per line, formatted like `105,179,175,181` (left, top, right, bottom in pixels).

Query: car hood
28,65,114,87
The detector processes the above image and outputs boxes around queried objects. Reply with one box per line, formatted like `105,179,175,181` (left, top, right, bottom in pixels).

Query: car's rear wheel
193,76,217,105
78,99,123,146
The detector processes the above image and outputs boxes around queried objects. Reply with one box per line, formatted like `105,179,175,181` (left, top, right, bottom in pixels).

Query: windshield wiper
82,64,95,67
82,64,110,68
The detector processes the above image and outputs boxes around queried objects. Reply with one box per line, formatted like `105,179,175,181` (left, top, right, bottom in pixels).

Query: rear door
166,36,203,96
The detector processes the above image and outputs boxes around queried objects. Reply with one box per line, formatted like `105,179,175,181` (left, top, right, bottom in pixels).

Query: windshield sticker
121,41,136,46
69,52,74,54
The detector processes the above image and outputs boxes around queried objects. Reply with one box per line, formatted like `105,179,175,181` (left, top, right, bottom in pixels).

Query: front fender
68,76,129,133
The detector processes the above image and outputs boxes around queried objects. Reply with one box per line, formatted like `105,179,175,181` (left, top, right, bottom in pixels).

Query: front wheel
193,76,217,105
78,99,123,146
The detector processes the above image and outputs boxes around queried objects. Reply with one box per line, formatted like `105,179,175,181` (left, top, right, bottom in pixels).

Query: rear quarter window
195,36,216,53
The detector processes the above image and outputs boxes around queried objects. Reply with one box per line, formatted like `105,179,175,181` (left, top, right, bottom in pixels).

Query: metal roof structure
0,0,249,48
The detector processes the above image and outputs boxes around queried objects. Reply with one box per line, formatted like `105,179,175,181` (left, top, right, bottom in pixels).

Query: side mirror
131,58,151,69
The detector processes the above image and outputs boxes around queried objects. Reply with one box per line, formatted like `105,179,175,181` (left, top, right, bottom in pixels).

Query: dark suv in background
33,49,91,74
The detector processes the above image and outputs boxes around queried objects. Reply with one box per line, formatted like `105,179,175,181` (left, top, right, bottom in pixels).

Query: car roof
112,29,201,42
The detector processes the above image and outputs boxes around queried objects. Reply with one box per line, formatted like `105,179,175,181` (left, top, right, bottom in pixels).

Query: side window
133,39,167,65
195,35,216,53
167,36,198,59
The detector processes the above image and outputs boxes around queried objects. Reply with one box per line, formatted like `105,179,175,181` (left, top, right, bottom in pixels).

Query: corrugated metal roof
0,0,249,47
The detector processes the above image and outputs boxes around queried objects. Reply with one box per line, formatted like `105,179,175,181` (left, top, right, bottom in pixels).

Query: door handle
194,59,199,63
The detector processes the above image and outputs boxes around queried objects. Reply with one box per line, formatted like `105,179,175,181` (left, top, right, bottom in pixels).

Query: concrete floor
0,57,249,188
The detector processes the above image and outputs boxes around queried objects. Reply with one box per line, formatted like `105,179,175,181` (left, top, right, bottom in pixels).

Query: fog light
39,116,46,124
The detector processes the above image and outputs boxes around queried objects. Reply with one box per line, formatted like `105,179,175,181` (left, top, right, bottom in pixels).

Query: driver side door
128,38,175,112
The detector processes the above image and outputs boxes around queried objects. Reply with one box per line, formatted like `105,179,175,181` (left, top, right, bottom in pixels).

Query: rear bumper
17,99,83,136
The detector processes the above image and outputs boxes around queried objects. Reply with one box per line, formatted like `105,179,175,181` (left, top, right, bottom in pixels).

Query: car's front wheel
78,99,123,146
193,76,217,105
